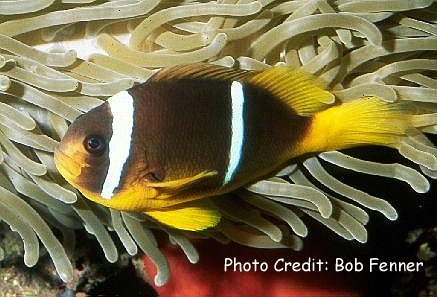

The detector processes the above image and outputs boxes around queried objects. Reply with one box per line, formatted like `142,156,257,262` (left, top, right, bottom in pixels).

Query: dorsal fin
150,63,334,116
149,63,250,82
246,67,335,116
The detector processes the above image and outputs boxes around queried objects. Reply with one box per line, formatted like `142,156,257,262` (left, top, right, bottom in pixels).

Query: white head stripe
101,91,134,199
223,81,245,185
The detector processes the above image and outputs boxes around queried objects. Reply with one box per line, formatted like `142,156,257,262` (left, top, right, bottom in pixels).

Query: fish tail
292,97,434,156
246,67,436,158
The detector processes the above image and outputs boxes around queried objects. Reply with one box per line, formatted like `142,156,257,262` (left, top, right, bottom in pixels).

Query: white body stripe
223,81,245,185
101,91,135,199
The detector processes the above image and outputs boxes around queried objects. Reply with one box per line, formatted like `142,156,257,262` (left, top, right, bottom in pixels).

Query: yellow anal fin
246,67,335,116
150,170,217,191
145,200,221,231
292,97,412,156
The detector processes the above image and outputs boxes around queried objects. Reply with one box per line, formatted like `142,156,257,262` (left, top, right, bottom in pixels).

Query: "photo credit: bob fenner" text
224,257,423,273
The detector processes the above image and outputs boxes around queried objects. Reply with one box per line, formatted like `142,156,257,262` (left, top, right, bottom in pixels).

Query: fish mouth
54,147,85,181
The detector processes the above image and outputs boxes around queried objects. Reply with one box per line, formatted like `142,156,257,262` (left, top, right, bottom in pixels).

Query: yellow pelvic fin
145,200,221,231
246,67,335,116
292,97,413,156
150,170,218,191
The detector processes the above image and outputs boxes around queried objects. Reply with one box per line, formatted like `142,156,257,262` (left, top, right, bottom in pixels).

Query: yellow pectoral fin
150,170,218,191
145,200,221,231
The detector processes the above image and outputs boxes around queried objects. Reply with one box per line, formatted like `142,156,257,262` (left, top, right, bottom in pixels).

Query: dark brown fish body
125,77,311,203
56,63,408,230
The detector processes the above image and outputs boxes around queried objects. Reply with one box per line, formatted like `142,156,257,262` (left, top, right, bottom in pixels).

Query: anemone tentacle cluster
0,0,436,286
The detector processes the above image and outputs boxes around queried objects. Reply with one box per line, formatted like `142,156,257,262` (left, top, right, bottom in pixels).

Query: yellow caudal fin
145,199,221,231
246,67,335,116
291,97,418,157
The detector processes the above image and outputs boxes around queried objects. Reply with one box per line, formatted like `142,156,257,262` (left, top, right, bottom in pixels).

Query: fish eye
84,135,107,156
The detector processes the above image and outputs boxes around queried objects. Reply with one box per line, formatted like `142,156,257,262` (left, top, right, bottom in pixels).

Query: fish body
54,64,415,230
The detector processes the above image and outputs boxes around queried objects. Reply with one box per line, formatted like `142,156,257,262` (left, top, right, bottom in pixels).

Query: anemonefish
54,63,418,231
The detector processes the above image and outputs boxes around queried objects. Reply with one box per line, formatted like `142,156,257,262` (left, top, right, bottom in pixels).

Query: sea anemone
0,0,436,288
